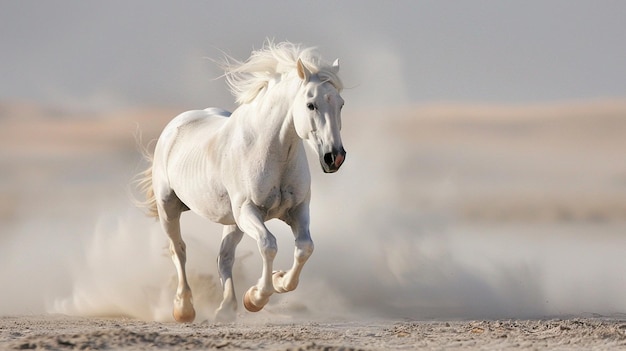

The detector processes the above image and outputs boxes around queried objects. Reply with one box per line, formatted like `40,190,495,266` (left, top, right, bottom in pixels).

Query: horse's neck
236,80,300,151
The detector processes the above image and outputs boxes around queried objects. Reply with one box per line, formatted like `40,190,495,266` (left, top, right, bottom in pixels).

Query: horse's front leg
236,202,278,312
273,202,314,293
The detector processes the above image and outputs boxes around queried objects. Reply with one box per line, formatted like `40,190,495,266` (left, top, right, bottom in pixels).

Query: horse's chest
255,181,305,219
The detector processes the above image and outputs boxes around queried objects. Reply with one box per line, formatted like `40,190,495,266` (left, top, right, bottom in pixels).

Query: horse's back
162,107,230,135
203,107,232,118
153,108,231,185
157,108,230,151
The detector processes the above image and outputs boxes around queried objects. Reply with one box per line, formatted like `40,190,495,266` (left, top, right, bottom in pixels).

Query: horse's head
293,59,346,173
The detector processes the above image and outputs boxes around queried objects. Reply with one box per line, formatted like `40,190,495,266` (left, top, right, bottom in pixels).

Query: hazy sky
2,1,625,110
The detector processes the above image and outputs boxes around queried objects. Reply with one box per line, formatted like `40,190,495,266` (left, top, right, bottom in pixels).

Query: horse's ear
332,59,340,73
297,58,311,82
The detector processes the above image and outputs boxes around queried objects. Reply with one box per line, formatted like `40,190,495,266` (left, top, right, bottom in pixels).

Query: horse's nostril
323,152,334,166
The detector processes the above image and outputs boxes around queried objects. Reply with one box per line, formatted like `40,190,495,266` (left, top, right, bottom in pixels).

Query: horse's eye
307,103,315,111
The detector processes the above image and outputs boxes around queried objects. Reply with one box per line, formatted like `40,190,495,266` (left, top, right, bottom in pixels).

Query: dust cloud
1,101,626,322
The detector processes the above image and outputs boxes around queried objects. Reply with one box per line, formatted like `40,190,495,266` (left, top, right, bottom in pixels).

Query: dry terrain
2,315,626,350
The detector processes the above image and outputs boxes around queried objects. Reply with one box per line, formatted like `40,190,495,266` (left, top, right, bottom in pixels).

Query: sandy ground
2,315,626,350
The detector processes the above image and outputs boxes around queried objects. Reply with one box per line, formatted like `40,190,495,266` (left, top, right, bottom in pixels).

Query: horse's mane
220,41,343,105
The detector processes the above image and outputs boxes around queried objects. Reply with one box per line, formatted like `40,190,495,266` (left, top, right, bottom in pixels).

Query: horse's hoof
243,287,263,312
173,306,196,323
172,291,196,323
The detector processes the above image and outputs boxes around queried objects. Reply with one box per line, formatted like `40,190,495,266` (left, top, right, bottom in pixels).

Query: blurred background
1,1,625,320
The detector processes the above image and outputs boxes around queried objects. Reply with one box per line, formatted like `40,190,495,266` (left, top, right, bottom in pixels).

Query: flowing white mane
221,41,343,105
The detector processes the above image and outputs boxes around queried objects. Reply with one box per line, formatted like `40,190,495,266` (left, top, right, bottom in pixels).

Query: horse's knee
295,240,314,262
253,233,277,259
260,240,278,260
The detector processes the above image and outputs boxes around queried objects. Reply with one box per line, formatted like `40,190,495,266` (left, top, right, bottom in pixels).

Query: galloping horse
137,42,346,322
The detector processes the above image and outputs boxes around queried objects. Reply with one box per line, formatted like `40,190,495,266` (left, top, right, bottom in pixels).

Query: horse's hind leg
157,194,195,323
215,225,243,321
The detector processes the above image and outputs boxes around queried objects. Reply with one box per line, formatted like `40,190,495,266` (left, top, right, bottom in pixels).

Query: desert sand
2,315,626,350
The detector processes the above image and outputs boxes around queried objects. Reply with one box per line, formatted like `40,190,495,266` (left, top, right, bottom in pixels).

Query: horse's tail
132,134,159,218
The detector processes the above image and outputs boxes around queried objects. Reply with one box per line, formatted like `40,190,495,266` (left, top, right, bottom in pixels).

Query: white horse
137,42,346,322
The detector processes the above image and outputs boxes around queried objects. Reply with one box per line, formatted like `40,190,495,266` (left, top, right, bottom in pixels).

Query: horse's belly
186,189,235,225
202,206,236,225
171,171,235,225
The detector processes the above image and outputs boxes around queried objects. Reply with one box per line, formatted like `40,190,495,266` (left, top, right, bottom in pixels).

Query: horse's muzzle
322,147,346,173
